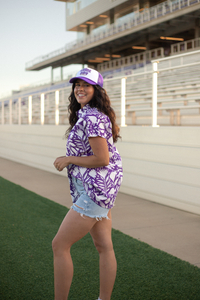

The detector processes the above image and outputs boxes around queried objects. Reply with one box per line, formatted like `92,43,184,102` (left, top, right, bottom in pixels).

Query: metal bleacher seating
1,46,200,127
106,64,200,126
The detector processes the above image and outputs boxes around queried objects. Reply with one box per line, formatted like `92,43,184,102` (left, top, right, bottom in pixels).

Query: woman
52,68,123,300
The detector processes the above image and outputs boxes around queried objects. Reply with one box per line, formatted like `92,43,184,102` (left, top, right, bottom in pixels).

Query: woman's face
74,79,95,108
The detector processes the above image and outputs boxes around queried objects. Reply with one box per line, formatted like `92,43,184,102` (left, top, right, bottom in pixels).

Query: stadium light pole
121,77,127,127
152,61,159,127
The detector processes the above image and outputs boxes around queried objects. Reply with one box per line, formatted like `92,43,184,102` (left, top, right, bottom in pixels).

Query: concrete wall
0,125,200,215
118,126,200,215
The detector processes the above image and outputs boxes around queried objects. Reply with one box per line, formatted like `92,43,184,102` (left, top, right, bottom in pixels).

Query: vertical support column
87,24,90,35
55,90,59,125
121,77,126,127
28,95,32,125
51,67,54,84
18,98,21,125
1,101,4,125
155,5,157,18
145,40,150,50
176,109,181,126
9,99,12,124
41,93,45,125
110,8,115,24
152,61,159,127
60,67,63,81
195,26,200,39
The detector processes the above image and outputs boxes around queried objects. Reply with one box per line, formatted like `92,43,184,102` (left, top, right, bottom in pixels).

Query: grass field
0,176,200,300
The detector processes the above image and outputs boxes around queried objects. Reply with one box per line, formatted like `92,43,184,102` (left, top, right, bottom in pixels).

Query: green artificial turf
0,176,200,300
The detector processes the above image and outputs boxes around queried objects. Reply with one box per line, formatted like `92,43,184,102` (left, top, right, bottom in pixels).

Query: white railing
1,50,200,127
171,37,200,55
97,47,164,77
25,0,200,69
98,38,200,77
66,0,98,16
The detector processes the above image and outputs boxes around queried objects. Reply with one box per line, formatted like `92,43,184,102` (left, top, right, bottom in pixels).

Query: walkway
0,157,199,267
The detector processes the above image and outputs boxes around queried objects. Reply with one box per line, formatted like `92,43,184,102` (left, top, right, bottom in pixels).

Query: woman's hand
53,156,70,172
66,137,109,168
54,137,109,171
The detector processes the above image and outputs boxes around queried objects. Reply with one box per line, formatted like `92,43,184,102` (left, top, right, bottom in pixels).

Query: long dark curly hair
65,82,121,143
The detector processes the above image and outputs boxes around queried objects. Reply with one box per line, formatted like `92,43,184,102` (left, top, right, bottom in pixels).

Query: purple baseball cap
69,68,103,88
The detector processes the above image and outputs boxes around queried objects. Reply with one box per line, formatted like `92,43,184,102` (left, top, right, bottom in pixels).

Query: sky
0,0,81,99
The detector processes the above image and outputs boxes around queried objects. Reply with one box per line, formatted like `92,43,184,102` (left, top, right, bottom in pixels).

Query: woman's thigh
89,210,113,251
53,209,97,250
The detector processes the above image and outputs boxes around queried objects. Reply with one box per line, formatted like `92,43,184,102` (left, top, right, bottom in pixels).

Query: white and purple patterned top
66,104,123,209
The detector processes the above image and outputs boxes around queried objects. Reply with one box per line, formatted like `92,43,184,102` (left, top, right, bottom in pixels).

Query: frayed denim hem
71,176,110,220
71,204,110,221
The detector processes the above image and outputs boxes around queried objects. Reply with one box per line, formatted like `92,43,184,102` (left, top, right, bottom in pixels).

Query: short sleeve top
66,104,123,209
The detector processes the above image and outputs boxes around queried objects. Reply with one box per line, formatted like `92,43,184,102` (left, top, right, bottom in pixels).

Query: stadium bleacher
1,49,200,127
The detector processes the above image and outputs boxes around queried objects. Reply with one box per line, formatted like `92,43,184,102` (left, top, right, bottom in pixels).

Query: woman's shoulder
84,105,109,121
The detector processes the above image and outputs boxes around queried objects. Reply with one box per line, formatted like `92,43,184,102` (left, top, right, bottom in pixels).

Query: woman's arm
53,136,109,172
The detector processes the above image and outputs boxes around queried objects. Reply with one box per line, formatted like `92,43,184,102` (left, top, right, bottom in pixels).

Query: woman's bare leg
52,209,97,300
90,210,117,300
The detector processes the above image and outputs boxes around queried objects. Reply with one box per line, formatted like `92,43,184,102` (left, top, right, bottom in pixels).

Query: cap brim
69,77,97,86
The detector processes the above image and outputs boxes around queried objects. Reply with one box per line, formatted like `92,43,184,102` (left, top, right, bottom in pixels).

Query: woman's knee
52,235,59,254
93,239,113,254
52,234,70,256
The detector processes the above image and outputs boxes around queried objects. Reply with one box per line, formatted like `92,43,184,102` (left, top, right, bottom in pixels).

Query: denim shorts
71,176,109,220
